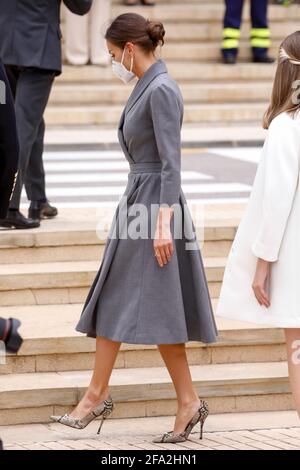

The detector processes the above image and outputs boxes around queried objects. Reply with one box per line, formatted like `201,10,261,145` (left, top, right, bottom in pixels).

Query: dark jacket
0,0,92,75
0,59,19,218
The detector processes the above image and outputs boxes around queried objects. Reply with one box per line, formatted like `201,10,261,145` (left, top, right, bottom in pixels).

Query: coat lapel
117,59,168,157
124,58,168,116
118,59,168,161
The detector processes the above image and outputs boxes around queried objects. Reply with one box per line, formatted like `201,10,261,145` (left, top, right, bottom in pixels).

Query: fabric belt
129,162,162,173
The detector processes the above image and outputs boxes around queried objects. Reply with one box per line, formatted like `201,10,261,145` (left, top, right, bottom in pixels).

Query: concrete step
62,41,281,65
110,4,300,23
59,2,296,25
144,21,298,42
45,102,267,126
0,362,292,425
57,62,277,84
0,242,106,265
0,238,232,264
60,21,297,47
0,209,240,303
50,82,271,106
53,2,293,131
0,302,286,374
159,42,280,61
0,205,243,305
0,206,241,264
0,257,225,306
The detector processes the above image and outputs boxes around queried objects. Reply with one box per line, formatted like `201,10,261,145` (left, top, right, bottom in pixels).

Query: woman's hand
154,207,174,267
252,258,271,307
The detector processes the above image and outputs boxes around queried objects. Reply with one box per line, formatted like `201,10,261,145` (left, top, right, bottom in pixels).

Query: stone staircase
45,0,300,138
0,205,292,426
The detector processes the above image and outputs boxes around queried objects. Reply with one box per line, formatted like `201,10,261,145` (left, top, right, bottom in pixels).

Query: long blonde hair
263,31,300,129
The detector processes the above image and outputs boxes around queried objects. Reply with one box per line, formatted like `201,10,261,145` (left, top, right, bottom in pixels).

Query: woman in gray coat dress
51,12,218,444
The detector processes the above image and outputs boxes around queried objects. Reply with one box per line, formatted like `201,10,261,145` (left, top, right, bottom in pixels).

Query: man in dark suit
0,60,22,452
0,59,19,220
0,0,92,229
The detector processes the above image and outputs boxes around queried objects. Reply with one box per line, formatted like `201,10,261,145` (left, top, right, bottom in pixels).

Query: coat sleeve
63,0,92,15
150,83,182,207
0,60,19,219
251,115,300,262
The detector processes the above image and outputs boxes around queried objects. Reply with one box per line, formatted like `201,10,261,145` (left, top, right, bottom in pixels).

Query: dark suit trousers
5,66,55,209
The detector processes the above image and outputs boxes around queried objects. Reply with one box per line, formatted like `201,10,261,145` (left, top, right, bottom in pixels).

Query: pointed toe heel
50,415,60,423
97,399,114,435
198,400,209,440
50,395,114,434
153,399,209,444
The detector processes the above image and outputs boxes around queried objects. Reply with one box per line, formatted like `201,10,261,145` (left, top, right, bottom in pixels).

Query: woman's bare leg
70,336,121,419
158,343,201,434
284,328,300,418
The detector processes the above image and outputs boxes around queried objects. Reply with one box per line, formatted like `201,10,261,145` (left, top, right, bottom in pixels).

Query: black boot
223,53,237,64
253,55,275,64
28,200,58,220
0,209,40,229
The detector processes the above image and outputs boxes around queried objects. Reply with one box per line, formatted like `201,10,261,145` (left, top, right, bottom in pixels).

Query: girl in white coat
217,31,300,418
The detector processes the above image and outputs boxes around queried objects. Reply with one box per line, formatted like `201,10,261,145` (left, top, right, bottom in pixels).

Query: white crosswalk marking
43,182,251,197
44,151,123,161
210,147,262,164
44,161,130,171
24,198,249,208
45,171,213,184
21,149,254,207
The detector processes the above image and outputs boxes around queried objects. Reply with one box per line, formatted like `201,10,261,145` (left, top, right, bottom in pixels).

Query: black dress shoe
28,200,58,220
253,55,275,64
141,0,156,5
0,210,40,229
222,54,237,65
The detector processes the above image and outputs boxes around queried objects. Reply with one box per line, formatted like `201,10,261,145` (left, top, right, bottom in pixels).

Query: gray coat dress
76,59,218,345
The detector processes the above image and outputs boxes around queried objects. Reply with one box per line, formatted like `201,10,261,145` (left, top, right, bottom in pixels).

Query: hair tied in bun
146,20,165,47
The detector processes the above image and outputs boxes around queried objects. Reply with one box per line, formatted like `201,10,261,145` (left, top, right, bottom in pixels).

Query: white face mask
111,47,136,84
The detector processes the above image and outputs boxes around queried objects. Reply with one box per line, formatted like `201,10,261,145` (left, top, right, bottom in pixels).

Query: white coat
216,111,300,327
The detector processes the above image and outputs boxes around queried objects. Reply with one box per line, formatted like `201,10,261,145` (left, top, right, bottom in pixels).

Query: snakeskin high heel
152,400,209,443
50,396,114,435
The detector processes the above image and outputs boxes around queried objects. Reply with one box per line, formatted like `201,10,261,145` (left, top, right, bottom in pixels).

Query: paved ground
1,411,300,451
20,146,261,208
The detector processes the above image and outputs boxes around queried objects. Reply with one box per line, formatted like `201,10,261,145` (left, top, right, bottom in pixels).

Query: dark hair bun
146,20,165,48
